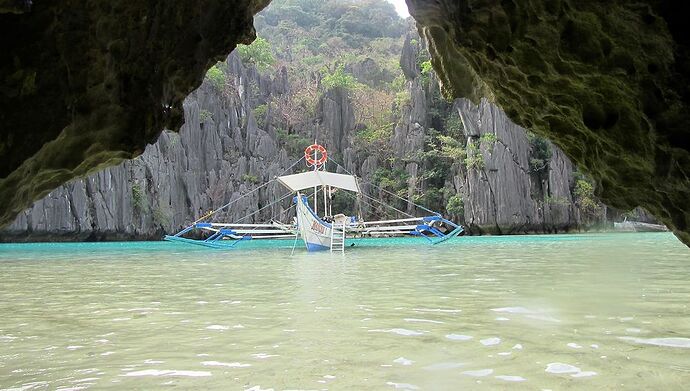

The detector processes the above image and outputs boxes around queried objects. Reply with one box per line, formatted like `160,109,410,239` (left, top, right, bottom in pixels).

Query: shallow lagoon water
0,232,689,390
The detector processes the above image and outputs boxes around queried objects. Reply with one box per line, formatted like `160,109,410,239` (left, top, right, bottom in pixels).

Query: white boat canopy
277,171,360,193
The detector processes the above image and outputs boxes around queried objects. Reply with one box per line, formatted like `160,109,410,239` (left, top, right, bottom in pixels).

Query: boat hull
296,194,332,252
614,221,668,232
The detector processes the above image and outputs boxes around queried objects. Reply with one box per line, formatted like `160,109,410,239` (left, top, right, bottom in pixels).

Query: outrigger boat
164,144,463,252
614,218,668,232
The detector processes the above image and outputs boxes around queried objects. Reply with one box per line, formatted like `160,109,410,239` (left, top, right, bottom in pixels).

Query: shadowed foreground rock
0,0,269,227
406,0,690,245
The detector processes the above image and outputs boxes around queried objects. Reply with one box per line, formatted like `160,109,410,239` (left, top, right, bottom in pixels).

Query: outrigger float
164,144,463,252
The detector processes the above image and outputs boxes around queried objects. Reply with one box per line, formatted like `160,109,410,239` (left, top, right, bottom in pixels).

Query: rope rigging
329,160,441,217
165,142,462,249
194,156,305,224
234,191,295,224
337,186,415,219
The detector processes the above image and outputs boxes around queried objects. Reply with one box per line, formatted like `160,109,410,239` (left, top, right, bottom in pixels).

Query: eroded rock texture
0,0,270,227
397,33,581,234
1,53,295,241
2,43,588,241
407,0,690,245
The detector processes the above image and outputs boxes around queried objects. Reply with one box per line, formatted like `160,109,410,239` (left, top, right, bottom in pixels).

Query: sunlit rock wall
454,98,576,233
3,47,582,240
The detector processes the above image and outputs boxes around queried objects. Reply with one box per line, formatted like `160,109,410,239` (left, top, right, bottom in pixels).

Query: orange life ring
304,143,328,166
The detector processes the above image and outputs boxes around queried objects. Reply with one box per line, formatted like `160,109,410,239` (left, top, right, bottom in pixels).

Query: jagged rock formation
0,0,271,229
406,0,690,245
2,53,294,241
318,87,356,155
454,98,576,233
395,33,578,234
3,38,586,241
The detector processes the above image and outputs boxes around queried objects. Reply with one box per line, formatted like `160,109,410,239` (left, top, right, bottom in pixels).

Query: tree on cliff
238,37,275,71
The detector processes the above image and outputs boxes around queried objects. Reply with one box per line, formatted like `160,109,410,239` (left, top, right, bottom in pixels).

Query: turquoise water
0,233,689,390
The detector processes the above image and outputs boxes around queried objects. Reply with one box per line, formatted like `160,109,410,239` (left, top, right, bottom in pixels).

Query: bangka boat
164,144,463,252
613,219,668,232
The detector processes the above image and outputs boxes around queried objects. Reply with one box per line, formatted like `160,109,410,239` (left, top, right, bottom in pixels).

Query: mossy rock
408,0,690,246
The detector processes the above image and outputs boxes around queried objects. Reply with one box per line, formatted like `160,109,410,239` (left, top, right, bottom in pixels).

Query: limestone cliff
0,50,375,241
2,53,293,241
0,27,647,241
393,33,579,234
454,98,577,233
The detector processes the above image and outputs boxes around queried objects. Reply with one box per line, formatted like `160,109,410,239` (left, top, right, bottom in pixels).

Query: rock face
3,37,587,241
0,10,668,241
2,53,294,241
454,98,576,233
406,0,690,245
394,34,578,234
0,0,271,229
318,87,356,155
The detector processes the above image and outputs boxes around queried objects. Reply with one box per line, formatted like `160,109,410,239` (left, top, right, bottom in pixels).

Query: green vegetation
356,122,393,145
253,104,268,128
322,65,360,91
240,0,606,225
437,135,466,160
527,131,552,173
420,60,433,76
352,86,395,151
205,64,226,90
241,174,260,184
199,109,212,123
394,90,410,108
464,139,485,169
276,128,311,155
573,177,601,223
131,183,146,212
330,189,356,214
545,195,570,206
248,0,406,164
254,0,404,86
436,132,491,172
373,167,409,194
444,113,464,137
445,194,464,219
480,133,497,144
420,60,433,83
390,74,406,91
237,37,276,71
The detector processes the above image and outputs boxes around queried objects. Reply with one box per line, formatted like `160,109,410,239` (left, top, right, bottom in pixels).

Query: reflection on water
0,233,689,389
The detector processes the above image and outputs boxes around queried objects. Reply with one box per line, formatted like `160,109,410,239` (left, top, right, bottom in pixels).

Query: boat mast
313,146,318,216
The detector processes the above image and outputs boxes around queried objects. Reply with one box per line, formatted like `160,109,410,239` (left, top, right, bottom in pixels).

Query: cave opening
0,0,676,242
0,0,687,245
1,3,690,389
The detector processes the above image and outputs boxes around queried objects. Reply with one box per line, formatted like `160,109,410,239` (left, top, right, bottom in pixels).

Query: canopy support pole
323,185,327,217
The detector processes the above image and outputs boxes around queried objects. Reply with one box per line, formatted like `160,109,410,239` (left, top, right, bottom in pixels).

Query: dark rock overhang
0,0,270,228
406,0,689,246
